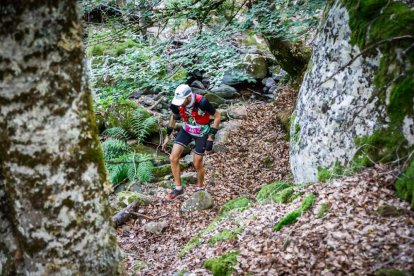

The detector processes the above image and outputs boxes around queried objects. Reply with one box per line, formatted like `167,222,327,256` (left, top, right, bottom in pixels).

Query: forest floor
117,88,414,275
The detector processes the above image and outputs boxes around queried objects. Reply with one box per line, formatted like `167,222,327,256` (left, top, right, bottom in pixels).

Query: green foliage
244,0,326,41
394,159,414,209
204,251,239,276
106,153,154,185
102,127,130,141
101,138,154,185
274,193,315,231
130,109,157,144
101,138,131,160
219,196,251,215
208,228,243,245
317,160,365,182
256,181,291,203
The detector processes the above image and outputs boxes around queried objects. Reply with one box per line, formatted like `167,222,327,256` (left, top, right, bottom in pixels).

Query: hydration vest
179,94,211,125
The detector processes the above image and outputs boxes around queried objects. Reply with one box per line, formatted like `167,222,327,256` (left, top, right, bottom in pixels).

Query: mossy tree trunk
0,1,120,274
265,37,311,77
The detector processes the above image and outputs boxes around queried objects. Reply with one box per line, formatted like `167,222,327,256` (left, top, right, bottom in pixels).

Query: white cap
172,84,192,106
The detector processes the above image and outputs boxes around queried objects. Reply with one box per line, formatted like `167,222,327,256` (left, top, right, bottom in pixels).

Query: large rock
116,191,152,210
210,84,238,99
144,221,168,234
204,93,226,107
243,54,268,79
181,190,214,212
290,1,414,183
214,120,242,152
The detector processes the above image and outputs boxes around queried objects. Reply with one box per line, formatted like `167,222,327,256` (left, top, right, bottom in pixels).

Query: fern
101,138,130,160
131,109,156,144
102,127,130,141
106,153,154,185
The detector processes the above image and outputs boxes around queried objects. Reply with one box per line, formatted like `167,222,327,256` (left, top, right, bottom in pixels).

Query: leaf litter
118,87,414,275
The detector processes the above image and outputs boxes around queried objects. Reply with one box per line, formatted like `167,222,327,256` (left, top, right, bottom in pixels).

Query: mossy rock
105,99,140,130
256,181,292,203
116,191,152,210
219,196,251,215
395,159,414,209
204,93,226,108
181,190,214,212
151,162,190,178
345,1,414,166
243,54,268,79
204,251,239,276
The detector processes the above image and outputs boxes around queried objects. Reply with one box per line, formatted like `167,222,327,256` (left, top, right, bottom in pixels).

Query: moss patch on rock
274,193,315,231
256,181,292,203
219,196,251,215
342,0,414,172
204,251,239,276
208,228,244,246
394,159,414,209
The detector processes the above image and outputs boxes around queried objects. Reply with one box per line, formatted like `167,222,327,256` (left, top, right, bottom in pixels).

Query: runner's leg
193,134,207,189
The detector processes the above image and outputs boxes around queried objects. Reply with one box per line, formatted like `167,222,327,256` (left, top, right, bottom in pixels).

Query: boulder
181,190,214,212
243,54,268,79
290,1,414,184
181,171,198,184
204,93,226,107
210,84,238,99
116,191,152,210
227,105,247,120
220,69,247,86
190,80,205,89
191,88,207,95
144,221,168,234
262,77,276,88
214,120,242,152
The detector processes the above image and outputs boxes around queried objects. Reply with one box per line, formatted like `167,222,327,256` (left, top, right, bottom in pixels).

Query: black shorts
174,127,208,156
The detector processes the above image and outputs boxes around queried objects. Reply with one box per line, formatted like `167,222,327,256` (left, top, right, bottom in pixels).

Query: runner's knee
193,157,203,170
170,153,180,163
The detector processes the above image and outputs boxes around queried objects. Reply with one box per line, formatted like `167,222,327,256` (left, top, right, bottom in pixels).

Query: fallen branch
112,201,139,227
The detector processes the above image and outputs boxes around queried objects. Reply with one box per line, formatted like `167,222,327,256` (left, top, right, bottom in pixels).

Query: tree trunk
0,1,120,274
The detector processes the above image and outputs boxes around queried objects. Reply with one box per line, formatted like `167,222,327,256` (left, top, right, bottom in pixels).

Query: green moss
317,161,344,181
256,181,291,202
293,123,301,144
318,160,365,182
343,1,414,176
375,268,413,276
394,159,414,209
204,251,239,276
179,216,223,257
219,196,251,215
376,204,402,217
274,193,315,231
208,228,243,246
316,202,330,218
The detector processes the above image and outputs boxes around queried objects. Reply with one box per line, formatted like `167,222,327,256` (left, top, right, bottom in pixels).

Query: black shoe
165,188,184,200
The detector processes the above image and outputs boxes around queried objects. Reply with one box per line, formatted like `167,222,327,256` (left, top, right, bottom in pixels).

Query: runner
162,84,221,200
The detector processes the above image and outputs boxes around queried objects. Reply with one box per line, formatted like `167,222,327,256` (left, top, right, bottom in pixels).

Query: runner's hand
162,135,170,152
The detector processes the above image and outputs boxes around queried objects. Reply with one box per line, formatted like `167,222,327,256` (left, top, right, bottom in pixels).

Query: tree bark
0,1,120,274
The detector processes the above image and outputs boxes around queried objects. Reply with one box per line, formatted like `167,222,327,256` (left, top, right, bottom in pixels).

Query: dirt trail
118,87,297,274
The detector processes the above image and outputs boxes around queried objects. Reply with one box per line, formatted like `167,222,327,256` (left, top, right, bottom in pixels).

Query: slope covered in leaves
117,87,414,275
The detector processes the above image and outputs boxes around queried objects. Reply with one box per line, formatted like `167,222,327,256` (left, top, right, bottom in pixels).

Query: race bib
184,124,202,135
